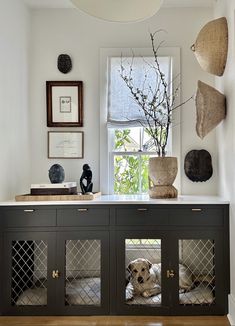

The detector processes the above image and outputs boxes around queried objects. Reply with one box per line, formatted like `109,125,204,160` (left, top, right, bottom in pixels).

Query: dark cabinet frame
0,203,230,316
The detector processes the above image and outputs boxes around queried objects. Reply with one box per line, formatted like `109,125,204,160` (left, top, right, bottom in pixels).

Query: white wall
29,7,217,195
0,0,31,200
214,0,235,324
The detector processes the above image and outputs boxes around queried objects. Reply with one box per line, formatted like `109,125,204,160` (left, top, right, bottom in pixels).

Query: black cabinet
116,228,228,315
55,230,109,315
3,231,56,315
0,207,109,315
0,203,229,316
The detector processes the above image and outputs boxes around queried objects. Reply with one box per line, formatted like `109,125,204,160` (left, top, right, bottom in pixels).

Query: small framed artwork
47,81,83,127
48,131,84,159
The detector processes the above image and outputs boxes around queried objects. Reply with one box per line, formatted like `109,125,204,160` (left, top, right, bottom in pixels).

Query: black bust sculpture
80,164,93,194
48,164,65,183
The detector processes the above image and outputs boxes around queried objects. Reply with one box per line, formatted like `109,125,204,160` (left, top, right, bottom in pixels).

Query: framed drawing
48,131,84,159
47,81,83,127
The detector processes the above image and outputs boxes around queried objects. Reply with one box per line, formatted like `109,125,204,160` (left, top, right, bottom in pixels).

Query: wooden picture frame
48,131,84,159
47,81,83,127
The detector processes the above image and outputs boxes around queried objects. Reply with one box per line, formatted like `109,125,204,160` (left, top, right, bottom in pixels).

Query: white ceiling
23,0,216,9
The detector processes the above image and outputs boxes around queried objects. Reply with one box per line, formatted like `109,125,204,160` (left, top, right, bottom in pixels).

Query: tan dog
126,258,193,300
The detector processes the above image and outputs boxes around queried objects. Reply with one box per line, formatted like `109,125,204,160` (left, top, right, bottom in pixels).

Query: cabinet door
169,229,229,315
56,231,109,315
116,230,170,315
3,231,56,315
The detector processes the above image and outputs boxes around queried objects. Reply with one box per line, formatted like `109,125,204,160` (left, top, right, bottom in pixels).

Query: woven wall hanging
57,54,72,74
196,80,226,139
191,17,228,76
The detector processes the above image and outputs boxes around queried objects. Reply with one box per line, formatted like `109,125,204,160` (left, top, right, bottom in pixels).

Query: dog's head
127,258,152,284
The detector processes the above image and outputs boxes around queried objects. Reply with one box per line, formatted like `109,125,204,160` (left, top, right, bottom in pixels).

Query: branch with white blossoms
120,31,193,157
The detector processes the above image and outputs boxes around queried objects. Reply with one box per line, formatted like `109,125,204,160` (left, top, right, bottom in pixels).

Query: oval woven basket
196,80,226,139
191,17,228,76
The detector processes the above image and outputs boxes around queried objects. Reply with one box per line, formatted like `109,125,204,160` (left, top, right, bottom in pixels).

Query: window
110,127,158,194
100,48,181,194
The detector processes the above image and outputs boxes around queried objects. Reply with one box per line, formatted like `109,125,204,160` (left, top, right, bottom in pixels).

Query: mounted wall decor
196,80,226,139
191,17,228,76
57,54,72,74
47,81,83,127
48,131,84,159
184,149,213,182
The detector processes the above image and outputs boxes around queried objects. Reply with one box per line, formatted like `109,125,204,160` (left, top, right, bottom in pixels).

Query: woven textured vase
148,157,178,199
196,80,226,139
191,17,228,76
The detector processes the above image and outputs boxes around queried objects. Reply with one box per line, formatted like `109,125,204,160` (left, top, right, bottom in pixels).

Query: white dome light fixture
70,0,163,23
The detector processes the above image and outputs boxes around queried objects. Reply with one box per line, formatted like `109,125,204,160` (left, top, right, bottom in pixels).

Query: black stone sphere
184,149,213,182
57,54,72,74
48,164,65,183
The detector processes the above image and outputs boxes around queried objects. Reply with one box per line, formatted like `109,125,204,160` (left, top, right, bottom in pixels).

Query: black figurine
80,164,93,194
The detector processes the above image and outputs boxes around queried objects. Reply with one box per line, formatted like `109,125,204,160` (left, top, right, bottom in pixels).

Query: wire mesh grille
65,239,101,306
12,240,47,306
125,239,161,305
179,239,215,305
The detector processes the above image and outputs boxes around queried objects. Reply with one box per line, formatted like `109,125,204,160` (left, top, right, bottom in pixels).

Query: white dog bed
16,277,101,306
126,284,214,305
16,279,214,306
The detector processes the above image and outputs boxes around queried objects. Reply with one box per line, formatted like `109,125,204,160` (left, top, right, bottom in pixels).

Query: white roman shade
107,56,171,127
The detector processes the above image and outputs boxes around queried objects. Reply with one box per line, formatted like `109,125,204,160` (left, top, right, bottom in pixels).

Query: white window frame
100,47,181,195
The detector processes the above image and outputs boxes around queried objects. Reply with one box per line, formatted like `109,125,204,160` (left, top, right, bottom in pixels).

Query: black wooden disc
184,149,213,182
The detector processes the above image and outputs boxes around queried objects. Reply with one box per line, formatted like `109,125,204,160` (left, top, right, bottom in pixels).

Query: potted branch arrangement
120,31,193,198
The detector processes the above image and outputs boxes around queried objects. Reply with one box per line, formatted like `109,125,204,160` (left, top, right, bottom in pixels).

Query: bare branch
119,31,193,156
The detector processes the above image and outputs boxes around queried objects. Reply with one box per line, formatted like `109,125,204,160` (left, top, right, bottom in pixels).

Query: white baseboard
228,294,235,325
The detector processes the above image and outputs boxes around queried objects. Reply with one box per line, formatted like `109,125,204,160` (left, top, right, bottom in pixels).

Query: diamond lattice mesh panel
65,239,101,306
125,239,161,305
179,239,215,305
12,240,47,306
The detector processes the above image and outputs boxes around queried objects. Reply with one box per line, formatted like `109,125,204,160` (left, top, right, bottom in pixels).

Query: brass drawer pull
137,208,148,211
191,208,202,212
77,208,88,212
52,270,60,279
23,209,35,213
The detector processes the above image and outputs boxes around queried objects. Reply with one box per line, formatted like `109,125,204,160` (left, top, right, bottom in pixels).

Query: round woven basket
196,80,226,139
191,17,228,76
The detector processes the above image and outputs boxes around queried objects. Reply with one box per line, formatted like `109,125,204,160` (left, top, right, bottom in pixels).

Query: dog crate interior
65,239,101,306
11,240,48,306
178,239,215,306
10,239,101,307
125,238,216,306
125,238,162,305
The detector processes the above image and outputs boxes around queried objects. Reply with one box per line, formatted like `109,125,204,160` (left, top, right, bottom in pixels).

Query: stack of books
30,182,77,195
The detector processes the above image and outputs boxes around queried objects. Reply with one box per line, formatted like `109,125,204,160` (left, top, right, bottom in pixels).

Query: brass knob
52,270,60,279
167,270,175,278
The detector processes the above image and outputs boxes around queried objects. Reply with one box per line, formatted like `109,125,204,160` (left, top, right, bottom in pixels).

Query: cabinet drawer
116,208,169,225
169,207,224,226
57,208,110,226
2,208,56,227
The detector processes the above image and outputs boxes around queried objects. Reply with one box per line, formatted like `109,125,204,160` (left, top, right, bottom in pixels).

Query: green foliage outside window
114,129,149,194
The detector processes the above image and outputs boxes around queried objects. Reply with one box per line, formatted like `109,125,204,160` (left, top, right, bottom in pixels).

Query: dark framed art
47,81,83,127
48,131,84,159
